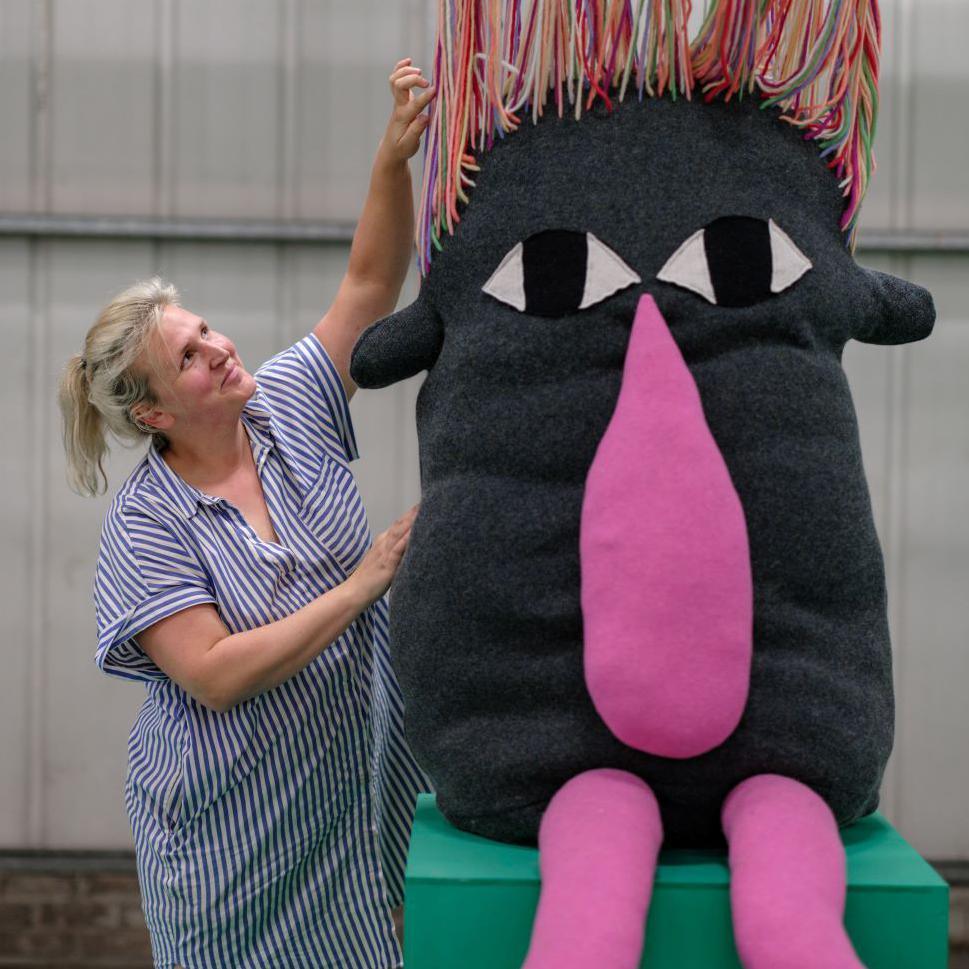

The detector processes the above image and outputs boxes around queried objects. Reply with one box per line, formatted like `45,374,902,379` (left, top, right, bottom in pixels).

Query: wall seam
26,239,51,847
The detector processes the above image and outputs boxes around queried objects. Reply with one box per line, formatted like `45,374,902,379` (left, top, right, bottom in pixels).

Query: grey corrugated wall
0,0,966,858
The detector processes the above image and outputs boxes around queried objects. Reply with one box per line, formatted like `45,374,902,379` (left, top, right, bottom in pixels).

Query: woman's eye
657,217,812,307
181,351,193,369
482,230,640,318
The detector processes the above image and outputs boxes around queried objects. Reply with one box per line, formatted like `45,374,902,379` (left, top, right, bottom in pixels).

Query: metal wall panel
294,0,430,221
844,254,969,856
43,241,160,846
171,0,282,218
910,1,969,231
893,255,969,858
841,253,900,819
0,1,33,212
860,0,903,232
48,1,157,215
0,240,34,843
1,0,967,856
4,0,966,235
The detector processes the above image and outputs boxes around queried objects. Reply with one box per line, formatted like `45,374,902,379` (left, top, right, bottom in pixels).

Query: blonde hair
58,277,180,496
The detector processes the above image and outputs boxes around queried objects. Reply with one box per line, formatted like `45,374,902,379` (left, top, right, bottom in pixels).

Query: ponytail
57,277,179,496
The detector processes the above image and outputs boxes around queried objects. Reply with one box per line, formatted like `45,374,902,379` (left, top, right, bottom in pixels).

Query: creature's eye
657,217,812,308
482,230,641,318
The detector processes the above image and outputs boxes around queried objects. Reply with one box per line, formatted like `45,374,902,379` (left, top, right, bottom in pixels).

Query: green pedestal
404,794,948,968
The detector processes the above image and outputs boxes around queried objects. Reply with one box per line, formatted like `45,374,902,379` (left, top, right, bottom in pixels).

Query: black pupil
704,216,772,308
523,230,588,318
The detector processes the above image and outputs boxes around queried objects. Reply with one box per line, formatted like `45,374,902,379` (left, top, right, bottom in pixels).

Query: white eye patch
483,231,641,317
657,217,812,307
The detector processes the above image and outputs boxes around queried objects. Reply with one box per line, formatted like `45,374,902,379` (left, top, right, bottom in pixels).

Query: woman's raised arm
313,59,436,399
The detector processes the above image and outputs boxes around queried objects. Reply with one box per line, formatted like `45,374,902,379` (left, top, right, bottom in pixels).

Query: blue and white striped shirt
94,333,429,968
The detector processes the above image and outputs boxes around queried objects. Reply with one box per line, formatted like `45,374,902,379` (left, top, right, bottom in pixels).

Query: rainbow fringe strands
416,0,880,272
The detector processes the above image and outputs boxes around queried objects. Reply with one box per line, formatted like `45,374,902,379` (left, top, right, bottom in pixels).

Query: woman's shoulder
252,334,358,465
254,334,327,385
101,449,189,542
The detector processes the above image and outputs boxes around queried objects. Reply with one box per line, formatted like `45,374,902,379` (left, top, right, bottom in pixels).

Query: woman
58,60,434,969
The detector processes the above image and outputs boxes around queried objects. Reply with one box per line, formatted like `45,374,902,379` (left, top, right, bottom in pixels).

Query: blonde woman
58,61,434,969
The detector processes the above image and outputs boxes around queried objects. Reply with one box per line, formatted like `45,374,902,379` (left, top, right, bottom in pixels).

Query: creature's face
425,96,926,368
353,94,933,407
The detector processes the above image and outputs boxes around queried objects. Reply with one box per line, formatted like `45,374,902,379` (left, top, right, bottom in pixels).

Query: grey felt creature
352,93,933,844
350,3,935,966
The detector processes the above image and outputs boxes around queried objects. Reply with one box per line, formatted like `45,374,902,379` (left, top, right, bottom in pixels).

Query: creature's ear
350,288,443,388
854,268,936,346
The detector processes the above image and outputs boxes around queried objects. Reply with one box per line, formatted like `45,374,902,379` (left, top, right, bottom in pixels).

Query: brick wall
1,853,966,968
0,855,151,969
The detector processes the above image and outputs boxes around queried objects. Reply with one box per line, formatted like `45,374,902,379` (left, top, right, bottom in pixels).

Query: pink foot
522,769,662,969
722,775,867,969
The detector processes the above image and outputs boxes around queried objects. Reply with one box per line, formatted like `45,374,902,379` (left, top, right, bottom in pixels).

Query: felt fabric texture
522,769,662,969
657,227,717,304
768,221,814,294
722,774,865,968
704,216,774,307
581,234,642,310
483,232,641,315
351,292,443,389
581,293,752,759
523,230,588,317
856,267,937,345
658,217,813,306
350,95,936,848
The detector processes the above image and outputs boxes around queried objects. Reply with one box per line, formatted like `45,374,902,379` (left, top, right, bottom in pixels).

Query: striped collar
144,389,309,520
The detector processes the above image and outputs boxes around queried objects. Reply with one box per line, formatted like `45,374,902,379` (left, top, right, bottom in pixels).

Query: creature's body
351,10,935,967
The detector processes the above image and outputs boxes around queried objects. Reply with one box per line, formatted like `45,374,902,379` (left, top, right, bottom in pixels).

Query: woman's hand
348,505,419,606
377,59,436,167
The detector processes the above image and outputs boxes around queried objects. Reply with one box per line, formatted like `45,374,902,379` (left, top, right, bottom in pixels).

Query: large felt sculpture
351,2,936,966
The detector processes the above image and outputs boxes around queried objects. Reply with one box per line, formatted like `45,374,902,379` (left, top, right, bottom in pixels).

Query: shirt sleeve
254,333,360,466
94,504,217,683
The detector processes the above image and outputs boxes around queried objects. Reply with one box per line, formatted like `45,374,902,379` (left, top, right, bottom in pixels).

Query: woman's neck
162,419,253,490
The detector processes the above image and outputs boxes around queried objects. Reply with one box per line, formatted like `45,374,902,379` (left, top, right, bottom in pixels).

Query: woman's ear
350,287,444,389
853,268,936,346
130,402,174,431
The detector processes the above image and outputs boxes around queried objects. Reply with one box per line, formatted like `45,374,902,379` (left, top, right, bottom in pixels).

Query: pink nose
580,294,753,759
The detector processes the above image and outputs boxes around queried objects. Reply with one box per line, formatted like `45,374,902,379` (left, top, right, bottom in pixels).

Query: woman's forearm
201,576,368,712
344,153,414,314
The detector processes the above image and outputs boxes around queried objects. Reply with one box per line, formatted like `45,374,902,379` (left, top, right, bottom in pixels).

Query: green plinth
404,794,948,968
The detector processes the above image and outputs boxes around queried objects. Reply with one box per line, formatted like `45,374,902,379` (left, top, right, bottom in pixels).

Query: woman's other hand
378,59,436,166
349,504,419,606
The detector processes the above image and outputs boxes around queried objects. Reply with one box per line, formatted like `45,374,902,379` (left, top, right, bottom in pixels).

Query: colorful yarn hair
416,0,880,272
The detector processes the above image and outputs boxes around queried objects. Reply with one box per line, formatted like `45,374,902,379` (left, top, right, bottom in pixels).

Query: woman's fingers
394,121,427,158
393,91,436,156
391,528,411,558
396,85,436,123
390,67,427,104
379,516,414,553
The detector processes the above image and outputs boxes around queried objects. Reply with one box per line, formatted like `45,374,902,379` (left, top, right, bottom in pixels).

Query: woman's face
139,304,257,432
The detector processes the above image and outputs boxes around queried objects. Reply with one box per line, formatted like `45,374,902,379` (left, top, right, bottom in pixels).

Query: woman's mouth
221,364,240,388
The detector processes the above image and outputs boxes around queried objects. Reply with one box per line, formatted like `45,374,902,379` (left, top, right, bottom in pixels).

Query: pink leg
522,769,662,969
722,775,866,969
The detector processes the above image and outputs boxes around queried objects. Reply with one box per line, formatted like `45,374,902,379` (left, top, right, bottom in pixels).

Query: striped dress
94,333,430,968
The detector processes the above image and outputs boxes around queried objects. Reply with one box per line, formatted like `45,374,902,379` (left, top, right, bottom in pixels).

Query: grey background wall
0,0,966,859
